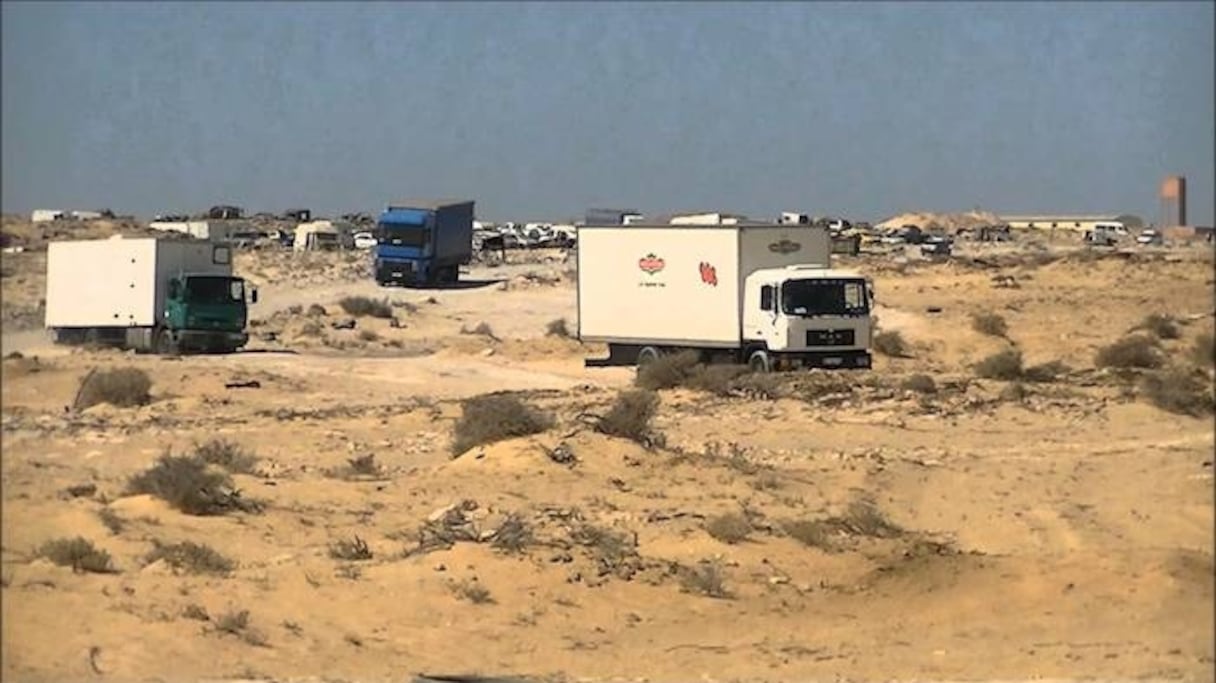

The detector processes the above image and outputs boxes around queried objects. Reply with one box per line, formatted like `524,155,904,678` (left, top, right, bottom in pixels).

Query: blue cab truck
374,199,475,286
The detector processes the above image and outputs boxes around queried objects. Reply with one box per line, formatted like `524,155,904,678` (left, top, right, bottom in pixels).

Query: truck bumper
174,330,248,352
776,351,872,370
375,258,425,285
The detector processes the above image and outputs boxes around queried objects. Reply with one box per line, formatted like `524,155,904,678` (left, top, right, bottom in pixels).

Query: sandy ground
1,223,1214,683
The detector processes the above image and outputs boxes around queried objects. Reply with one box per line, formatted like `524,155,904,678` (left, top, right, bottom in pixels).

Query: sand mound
876,210,1002,231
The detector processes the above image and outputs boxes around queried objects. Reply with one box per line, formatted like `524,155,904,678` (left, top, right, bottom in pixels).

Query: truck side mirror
250,288,258,304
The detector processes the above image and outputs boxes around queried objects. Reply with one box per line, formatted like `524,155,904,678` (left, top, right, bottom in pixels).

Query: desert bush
1139,313,1181,340
329,536,373,561
730,371,785,400
326,453,383,480
1000,381,1029,403
338,296,392,319
214,609,268,647
679,561,731,599
298,321,324,337
596,389,661,445
570,524,638,575
1191,332,1214,367
971,311,1008,338
634,350,701,390
837,500,904,538
450,579,495,604
358,329,380,342
784,519,838,551
461,321,497,339
490,514,533,554
684,364,747,395
872,330,910,358
126,452,261,516
450,394,554,455
287,304,304,315
545,318,571,338
1022,360,1070,383
1095,334,1162,369
974,348,1024,380
195,438,258,474
306,304,327,317
900,373,937,394
1141,367,1216,417
146,540,234,575
181,604,210,621
97,508,125,535
75,367,152,409
705,513,751,544
38,537,115,574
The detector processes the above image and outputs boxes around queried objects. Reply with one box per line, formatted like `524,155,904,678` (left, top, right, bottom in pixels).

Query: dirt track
2,230,1213,682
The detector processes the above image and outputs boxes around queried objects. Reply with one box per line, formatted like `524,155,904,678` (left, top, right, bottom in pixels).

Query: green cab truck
45,237,258,354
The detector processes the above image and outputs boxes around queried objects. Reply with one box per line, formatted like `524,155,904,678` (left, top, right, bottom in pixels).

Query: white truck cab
741,266,872,370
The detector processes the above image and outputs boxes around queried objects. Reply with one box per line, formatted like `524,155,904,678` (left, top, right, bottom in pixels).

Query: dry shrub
358,329,380,342
1000,381,1029,403
126,452,262,516
1191,332,1214,367
545,318,571,338
491,514,533,554
75,367,152,409
705,513,751,544
596,389,661,445
971,311,1008,337
450,579,495,604
1141,366,1215,417
195,438,258,474
570,524,639,576
461,321,498,339
1022,360,1070,383
974,348,1023,380
306,303,327,317
146,540,234,575
873,330,910,358
679,561,731,599
784,519,837,551
97,508,125,535
1139,313,1181,340
450,394,554,455
38,537,116,574
326,453,383,480
214,609,269,647
785,500,903,553
635,350,701,390
338,296,392,319
329,536,373,561
1095,334,1162,369
900,373,937,394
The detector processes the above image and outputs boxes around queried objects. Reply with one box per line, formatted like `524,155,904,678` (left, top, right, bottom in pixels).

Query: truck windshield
781,278,868,316
377,224,429,248
185,276,244,304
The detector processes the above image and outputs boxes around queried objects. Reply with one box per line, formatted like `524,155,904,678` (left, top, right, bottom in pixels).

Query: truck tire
747,349,772,373
154,329,179,356
637,346,661,367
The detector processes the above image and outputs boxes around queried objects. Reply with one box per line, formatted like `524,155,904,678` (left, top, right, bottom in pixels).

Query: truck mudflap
777,351,872,370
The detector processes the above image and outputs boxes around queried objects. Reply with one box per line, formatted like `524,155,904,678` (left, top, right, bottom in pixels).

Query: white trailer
577,224,873,371
147,220,248,242
45,237,257,354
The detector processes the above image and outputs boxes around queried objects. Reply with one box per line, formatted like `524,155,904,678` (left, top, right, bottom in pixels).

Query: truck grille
806,329,855,347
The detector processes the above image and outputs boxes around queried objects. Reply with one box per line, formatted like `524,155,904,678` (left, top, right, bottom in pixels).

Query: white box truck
45,237,258,354
577,224,873,371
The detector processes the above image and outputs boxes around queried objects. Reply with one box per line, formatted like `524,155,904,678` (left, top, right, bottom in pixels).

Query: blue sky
2,1,1212,224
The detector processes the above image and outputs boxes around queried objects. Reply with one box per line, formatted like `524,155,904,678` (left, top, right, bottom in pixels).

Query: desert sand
1,219,1213,683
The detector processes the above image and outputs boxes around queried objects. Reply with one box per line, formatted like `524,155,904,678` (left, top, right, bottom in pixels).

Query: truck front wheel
747,349,772,373
154,329,179,356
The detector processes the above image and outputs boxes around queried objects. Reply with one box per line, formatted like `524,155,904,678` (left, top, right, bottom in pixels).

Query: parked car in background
353,231,377,249
1135,229,1163,246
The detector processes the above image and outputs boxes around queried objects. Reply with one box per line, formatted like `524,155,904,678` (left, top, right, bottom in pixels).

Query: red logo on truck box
638,254,665,274
699,262,718,286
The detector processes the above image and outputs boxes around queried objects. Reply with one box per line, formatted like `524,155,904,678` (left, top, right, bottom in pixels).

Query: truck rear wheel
747,349,772,373
636,346,661,367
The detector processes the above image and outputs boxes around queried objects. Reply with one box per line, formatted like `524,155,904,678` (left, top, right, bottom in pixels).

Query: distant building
1001,215,1125,231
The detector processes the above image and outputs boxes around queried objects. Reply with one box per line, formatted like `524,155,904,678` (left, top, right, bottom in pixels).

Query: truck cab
374,200,474,286
158,273,256,354
741,266,872,370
